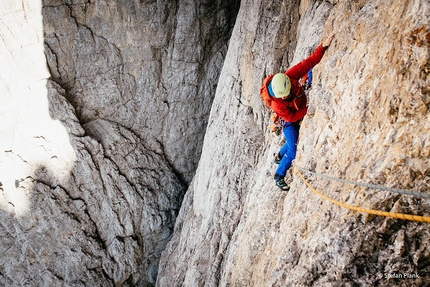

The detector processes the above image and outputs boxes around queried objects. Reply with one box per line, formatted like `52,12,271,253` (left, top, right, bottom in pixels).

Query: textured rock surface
1,0,430,286
157,0,430,286
42,0,239,184
1,0,238,286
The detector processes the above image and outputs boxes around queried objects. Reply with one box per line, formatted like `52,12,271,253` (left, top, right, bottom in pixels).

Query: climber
260,34,335,190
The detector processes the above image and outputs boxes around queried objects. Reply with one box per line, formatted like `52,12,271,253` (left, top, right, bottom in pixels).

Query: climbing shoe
274,152,282,164
275,178,290,191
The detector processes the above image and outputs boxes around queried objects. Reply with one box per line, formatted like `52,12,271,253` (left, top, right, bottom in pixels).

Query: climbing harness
267,112,285,135
294,168,430,223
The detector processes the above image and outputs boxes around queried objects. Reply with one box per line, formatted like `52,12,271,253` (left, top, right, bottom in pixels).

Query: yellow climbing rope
295,169,430,223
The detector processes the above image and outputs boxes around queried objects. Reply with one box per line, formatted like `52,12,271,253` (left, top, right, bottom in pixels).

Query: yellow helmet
272,73,291,98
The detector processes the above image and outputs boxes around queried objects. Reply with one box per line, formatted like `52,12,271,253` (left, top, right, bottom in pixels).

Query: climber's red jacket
261,44,328,123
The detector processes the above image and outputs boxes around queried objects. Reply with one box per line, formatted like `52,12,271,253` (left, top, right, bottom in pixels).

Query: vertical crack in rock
156,0,430,286
1,0,239,286
8,0,430,286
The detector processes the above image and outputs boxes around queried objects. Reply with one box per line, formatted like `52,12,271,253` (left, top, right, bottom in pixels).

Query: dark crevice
154,138,188,193
34,0,242,286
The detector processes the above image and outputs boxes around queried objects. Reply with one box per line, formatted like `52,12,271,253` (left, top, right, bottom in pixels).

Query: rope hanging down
294,169,430,223
295,167,429,199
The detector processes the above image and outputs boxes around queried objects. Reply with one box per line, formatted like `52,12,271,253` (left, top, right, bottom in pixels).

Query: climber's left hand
322,34,335,48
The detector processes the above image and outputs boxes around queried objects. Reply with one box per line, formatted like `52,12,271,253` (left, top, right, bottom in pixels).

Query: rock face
1,0,238,286
157,0,430,286
1,0,429,286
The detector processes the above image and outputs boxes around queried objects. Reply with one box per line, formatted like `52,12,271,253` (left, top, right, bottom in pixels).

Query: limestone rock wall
157,0,430,286
42,0,239,184
0,0,238,286
2,0,429,286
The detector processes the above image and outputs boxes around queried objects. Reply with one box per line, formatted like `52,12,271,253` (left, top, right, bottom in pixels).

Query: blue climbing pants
275,123,299,179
